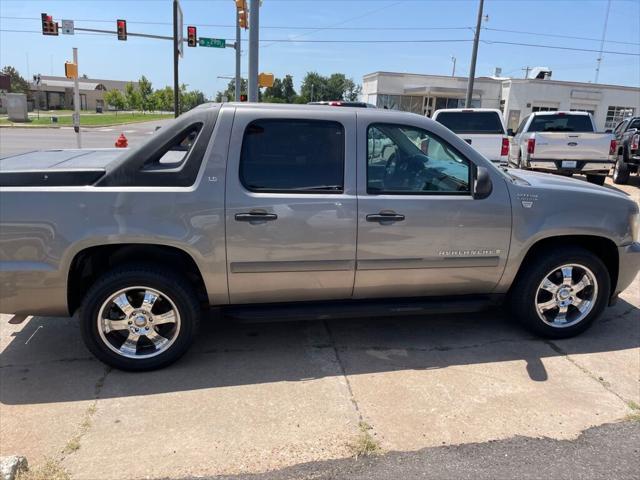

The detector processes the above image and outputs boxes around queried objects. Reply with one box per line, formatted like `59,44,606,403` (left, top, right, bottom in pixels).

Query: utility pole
451,56,456,77
465,0,484,107
522,66,531,78
235,16,241,101
172,0,180,117
72,47,81,148
594,0,612,83
248,0,259,102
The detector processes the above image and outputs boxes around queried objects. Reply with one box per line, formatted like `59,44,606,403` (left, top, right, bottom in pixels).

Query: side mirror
507,128,515,137
473,166,493,200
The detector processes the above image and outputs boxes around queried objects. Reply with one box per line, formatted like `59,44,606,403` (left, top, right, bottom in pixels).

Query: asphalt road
199,421,640,480
0,119,173,157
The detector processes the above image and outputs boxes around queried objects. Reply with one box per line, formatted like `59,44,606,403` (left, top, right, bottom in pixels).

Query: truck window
367,123,470,195
528,114,593,133
240,119,345,193
516,116,529,135
435,111,505,134
628,119,640,130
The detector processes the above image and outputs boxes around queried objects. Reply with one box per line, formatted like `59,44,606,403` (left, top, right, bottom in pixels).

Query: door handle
235,212,278,222
366,212,405,223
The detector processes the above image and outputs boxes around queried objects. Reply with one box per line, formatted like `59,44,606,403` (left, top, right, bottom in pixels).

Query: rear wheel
612,154,630,185
586,174,606,186
510,247,610,338
79,265,201,371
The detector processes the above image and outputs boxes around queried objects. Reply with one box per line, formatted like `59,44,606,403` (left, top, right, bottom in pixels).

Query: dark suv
611,116,640,184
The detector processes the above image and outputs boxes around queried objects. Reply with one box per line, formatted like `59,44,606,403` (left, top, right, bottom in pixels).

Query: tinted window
367,123,470,195
528,114,593,132
435,111,505,134
240,119,344,193
628,119,640,130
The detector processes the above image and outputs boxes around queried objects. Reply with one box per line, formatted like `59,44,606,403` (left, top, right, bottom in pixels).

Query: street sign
61,19,74,35
199,37,226,48
176,0,184,57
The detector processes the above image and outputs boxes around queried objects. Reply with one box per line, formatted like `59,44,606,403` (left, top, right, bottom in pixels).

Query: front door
225,108,358,304
354,119,511,298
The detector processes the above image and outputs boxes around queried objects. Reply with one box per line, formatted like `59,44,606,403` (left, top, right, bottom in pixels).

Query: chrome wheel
535,264,598,328
97,286,181,359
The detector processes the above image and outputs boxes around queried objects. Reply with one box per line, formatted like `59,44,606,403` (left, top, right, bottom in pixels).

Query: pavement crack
545,340,629,406
60,365,112,459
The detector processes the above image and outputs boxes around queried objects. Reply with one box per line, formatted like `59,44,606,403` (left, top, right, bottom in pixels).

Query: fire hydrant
115,133,128,148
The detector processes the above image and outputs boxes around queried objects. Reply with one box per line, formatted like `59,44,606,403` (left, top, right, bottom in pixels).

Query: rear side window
528,114,593,132
435,111,505,134
240,119,345,193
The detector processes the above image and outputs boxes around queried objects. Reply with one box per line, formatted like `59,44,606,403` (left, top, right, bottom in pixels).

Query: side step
221,295,504,323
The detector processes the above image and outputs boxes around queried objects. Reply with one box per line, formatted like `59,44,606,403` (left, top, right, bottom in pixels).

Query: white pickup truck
508,111,616,185
432,108,509,165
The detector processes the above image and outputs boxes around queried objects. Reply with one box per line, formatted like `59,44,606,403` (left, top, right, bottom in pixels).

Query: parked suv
1,103,638,371
611,116,640,184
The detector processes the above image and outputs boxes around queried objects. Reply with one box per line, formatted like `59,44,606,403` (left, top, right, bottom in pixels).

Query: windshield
435,111,505,134
528,114,593,132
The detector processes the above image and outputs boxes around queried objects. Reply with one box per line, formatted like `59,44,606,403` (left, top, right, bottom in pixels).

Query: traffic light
187,26,197,47
240,94,247,102
236,0,248,29
41,13,58,36
117,19,127,41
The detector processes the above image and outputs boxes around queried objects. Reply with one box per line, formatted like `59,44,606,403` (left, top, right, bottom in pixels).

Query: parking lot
0,173,638,479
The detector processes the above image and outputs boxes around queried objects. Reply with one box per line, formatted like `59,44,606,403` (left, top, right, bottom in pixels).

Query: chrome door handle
235,212,278,222
366,212,405,223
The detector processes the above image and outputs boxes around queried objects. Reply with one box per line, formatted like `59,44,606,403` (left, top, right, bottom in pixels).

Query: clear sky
1,0,639,98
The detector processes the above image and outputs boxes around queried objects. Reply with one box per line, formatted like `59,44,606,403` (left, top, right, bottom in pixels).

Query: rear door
354,117,511,298
225,107,357,304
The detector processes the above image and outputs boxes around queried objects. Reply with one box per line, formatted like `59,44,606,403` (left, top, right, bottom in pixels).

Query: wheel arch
510,235,619,298
67,243,208,315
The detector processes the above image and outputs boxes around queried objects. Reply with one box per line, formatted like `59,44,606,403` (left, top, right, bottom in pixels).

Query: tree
299,72,327,103
299,72,362,103
151,86,173,112
1,66,29,94
215,78,248,102
282,75,297,103
124,82,141,111
263,78,284,103
138,75,153,112
103,89,126,115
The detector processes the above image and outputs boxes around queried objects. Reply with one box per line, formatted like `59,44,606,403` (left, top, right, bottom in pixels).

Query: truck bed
0,149,124,186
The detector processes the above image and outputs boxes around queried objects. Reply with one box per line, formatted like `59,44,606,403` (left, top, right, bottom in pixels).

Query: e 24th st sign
198,37,226,48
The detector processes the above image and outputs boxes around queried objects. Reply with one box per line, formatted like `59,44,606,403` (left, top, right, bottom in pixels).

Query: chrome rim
535,264,598,328
97,286,181,359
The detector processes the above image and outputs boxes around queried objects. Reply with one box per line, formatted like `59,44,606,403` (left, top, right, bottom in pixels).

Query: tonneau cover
0,149,124,186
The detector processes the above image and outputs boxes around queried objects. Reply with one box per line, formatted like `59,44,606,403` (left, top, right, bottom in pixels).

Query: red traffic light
41,13,58,36
187,26,197,47
240,94,247,102
117,19,127,41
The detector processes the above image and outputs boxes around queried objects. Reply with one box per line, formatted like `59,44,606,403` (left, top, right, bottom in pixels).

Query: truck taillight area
609,139,617,156
632,134,639,151
527,138,535,154
501,137,509,156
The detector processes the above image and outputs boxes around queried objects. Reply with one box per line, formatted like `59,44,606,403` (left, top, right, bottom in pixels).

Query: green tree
179,84,207,112
263,78,284,103
151,86,174,112
215,78,249,102
124,82,141,111
299,72,361,103
138,75,153,112
1,66,29,93
299,72,327,103
103,89,126,115
282,75,297,103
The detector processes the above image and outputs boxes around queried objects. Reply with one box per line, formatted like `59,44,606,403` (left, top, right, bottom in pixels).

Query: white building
362,71,640,132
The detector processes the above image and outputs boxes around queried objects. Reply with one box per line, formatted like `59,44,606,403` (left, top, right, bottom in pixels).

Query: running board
221,295,504,323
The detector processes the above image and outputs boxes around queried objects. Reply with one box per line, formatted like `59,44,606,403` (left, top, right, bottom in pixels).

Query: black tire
79,264,201,371
509,247,610,339
586,174,606,186
612,154,630,185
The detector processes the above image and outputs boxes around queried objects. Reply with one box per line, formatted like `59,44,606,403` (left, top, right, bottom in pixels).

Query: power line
481,27,639,46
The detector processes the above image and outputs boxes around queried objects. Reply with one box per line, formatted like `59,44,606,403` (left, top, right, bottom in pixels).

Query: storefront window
605,106,635,130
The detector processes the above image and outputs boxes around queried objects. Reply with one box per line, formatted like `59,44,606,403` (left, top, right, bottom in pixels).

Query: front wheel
510,247,610,338
79,265,201,371
612,155,630,185
586,174,606,186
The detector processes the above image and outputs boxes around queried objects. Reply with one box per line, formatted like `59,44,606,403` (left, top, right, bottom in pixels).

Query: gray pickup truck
1,103,639,370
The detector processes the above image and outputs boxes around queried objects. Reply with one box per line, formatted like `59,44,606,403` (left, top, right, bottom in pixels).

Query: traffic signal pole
248,0,259,102
172,0,180,117
235,18,241,102
72,47,82,148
